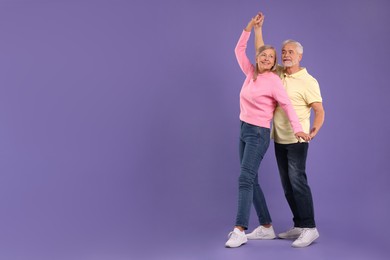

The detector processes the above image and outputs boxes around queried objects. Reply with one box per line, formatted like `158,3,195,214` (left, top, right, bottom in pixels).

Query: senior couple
225,12,325,248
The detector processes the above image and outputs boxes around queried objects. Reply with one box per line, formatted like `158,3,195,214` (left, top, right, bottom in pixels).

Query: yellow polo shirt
272,66,322,144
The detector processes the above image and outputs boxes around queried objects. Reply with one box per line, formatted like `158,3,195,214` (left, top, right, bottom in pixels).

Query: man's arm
309,102,325,139
254,13,264,53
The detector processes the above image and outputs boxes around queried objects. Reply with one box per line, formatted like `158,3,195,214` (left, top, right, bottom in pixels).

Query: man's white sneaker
246,225,276,240
278,227,304,239
225,228,248,248
291,228,319,248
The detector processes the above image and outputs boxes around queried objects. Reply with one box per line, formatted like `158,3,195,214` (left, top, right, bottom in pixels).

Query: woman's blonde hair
253,45,277,81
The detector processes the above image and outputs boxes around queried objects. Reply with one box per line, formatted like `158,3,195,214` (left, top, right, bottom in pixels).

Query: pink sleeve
272,78,304,133
234,30,254,76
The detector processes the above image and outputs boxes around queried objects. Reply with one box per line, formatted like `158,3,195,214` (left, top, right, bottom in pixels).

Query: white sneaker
246,225,276,240
225,228,248,248
291,228,319,248
278,227,304,239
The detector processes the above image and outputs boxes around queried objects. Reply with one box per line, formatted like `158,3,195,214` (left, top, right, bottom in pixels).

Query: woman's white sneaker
291,228,319,248
225,228,248,248
246,225,276,240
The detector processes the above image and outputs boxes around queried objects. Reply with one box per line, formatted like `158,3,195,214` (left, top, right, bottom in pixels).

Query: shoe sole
247,236,276,240
278,235,300,240
291,234,319,248
225,242,247,248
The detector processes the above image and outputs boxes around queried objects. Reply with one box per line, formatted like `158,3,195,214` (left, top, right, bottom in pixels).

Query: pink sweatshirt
235,30,303,134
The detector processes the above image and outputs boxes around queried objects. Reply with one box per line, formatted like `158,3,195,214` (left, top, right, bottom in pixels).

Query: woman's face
256,49,275,72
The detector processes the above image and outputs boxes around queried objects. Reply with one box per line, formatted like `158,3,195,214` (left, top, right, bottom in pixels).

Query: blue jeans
235,121,271,229
274,142,316,228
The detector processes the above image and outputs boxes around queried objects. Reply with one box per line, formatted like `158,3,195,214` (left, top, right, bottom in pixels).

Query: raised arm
254,13,265,53
234,15,260,76
254,13,283,74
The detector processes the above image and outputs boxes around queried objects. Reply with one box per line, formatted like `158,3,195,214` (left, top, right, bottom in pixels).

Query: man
253,13,325,248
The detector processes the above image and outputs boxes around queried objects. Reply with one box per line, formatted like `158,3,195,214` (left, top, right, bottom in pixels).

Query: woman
225,14,310,248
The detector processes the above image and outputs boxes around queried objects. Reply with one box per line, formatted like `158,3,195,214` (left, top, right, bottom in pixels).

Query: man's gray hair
282,39,303,54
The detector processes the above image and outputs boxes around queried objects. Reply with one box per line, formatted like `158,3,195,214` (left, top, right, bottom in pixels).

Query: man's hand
254,12,264,28
309,127,318,139
309,102,325,140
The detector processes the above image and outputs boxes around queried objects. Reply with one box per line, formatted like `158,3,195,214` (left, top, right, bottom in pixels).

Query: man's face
282,43,302,68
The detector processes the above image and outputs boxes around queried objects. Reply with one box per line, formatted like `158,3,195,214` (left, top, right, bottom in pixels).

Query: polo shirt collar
284,67,307,78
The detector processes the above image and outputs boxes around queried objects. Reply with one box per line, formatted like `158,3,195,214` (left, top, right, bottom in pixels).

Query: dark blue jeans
235,121,271,229
274,142,316,228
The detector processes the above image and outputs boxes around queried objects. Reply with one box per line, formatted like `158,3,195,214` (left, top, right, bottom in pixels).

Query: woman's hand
245,13,263,32
295,132,311,142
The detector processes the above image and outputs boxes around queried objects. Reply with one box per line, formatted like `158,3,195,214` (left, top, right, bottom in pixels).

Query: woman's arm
234,16,260,76
273,79,311,141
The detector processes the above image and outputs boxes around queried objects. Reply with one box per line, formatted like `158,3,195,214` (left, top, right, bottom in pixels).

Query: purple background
0,0,389,259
